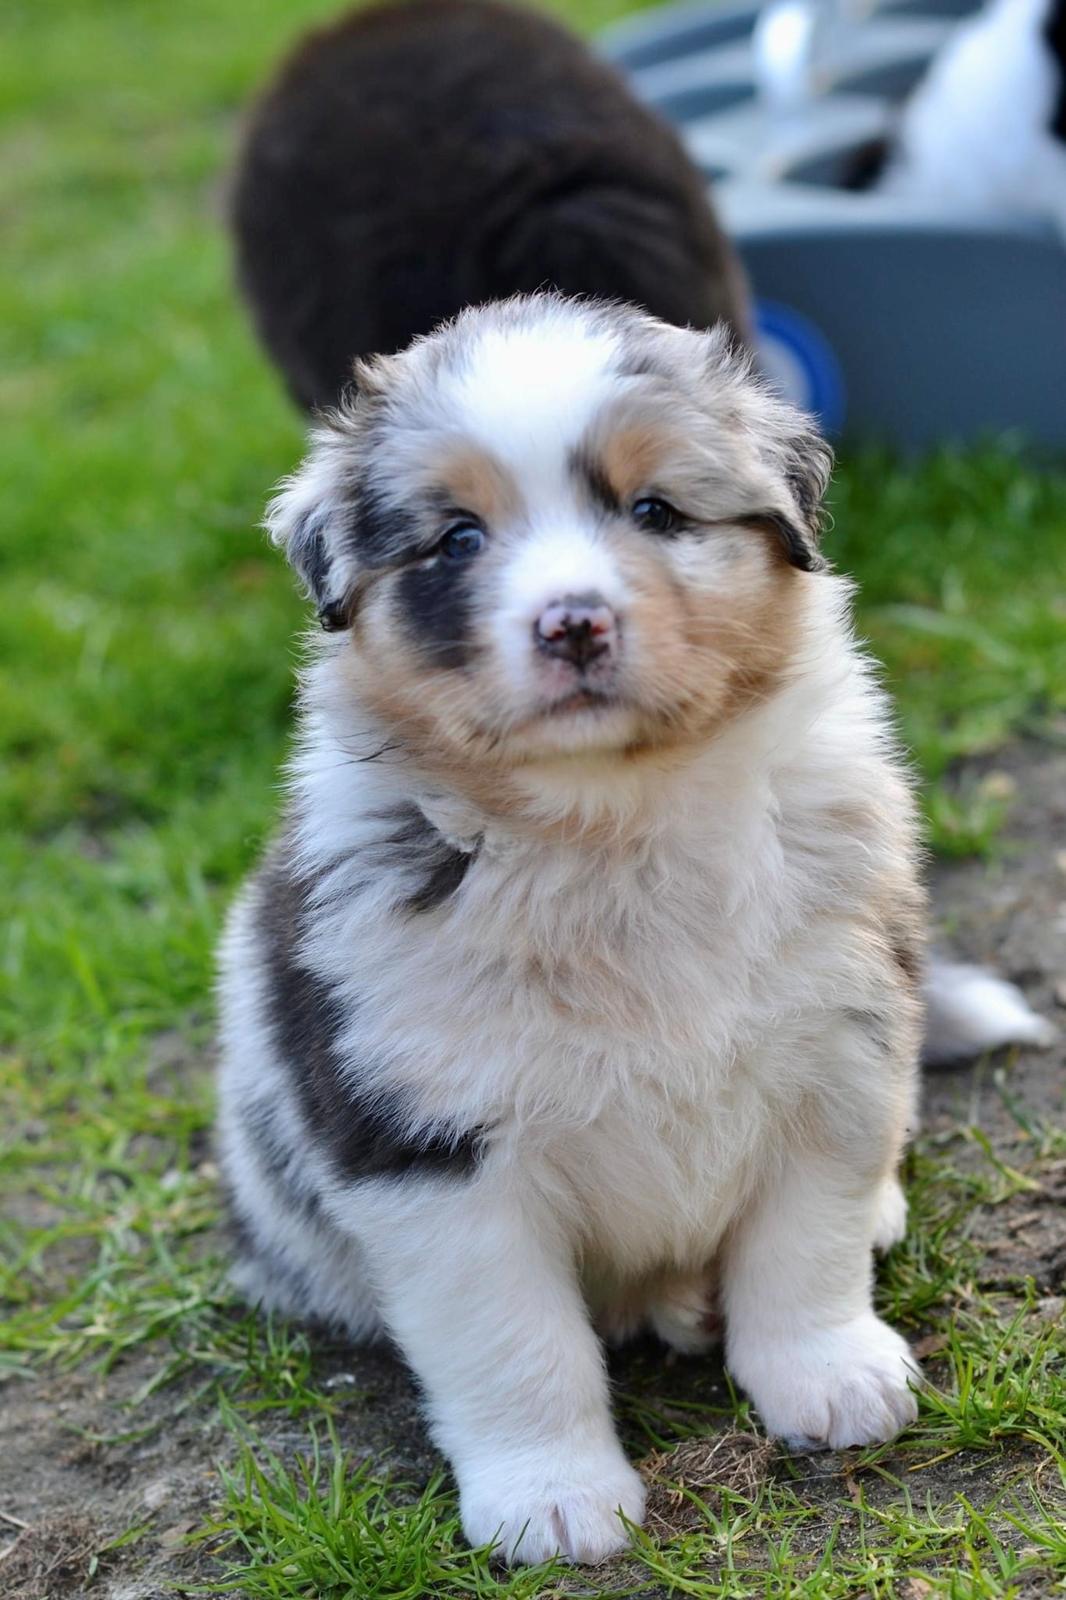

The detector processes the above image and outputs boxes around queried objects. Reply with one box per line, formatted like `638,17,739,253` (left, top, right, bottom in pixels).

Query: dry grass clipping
640,1430,775,1537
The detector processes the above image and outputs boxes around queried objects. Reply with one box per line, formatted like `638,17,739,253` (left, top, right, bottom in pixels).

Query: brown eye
439,521,485,561
632,497,680,535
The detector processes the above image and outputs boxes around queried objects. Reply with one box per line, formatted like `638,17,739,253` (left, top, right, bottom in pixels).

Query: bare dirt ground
2,742,1063,1600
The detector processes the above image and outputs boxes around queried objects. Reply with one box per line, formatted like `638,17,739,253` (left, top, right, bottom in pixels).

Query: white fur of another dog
880,0,1066,234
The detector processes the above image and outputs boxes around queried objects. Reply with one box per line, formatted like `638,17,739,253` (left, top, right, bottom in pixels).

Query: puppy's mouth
498,681,638,746
532,651,625,720
541,686,620,718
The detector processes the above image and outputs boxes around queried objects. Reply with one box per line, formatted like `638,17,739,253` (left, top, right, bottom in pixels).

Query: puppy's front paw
733,1313,920,1450
459,1445,645,1566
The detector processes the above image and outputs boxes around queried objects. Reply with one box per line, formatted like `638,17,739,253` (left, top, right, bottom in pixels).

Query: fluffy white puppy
218,293,977,1564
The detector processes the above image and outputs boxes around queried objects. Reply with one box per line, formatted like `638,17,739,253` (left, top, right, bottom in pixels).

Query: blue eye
632,497,680,535
439,522,485,561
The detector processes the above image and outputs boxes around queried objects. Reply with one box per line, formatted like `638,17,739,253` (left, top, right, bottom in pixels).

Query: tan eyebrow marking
596,421,676,505
430,445,523,529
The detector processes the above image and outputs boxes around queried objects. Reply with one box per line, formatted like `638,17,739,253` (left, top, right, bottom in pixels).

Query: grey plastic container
600,0,1066,448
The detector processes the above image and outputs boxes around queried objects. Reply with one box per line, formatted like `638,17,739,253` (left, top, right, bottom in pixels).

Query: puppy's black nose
535,594,616,668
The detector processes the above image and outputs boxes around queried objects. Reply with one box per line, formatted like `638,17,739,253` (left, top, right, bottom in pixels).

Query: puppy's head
267,295,832,770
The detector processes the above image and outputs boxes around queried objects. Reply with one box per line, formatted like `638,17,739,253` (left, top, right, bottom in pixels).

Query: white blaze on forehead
442,314,620,482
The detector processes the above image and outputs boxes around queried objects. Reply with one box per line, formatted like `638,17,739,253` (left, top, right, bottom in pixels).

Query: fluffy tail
923,959,1057,1067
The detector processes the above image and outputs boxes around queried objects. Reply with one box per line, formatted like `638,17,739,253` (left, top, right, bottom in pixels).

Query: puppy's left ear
692,323,834,573
772,422,834,573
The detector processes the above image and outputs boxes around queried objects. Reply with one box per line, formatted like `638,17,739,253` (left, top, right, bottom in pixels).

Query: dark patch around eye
397,556,476,669
569,449,621,517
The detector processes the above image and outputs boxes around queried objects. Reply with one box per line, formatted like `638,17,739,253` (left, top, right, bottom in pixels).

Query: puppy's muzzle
535,594,616,670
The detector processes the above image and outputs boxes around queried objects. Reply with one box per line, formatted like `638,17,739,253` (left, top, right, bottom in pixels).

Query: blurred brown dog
230,0,749,410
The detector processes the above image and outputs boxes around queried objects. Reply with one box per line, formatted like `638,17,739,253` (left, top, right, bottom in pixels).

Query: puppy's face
269,297,832,770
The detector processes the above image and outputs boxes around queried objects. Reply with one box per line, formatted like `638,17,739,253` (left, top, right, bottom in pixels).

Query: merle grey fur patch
243,1095,325,1225
288,506,334,604
842,1007,893,1056
349,482,421,567
255,848,483,1185
372,802,479,914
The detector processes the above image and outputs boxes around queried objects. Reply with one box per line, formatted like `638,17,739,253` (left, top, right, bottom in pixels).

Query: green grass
829,451,1066,852
201,1412,567,1600
201,1416,1066,1600
2,1,1066,1596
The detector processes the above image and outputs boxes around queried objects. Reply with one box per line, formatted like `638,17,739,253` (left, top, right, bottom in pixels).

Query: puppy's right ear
263,358,391,630
263,432,359,629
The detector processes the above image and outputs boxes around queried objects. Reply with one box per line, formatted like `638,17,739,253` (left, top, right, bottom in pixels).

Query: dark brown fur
231,0,749,410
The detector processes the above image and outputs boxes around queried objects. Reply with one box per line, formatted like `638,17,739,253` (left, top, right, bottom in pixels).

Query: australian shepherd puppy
230,0,748,411
218,293,929,1565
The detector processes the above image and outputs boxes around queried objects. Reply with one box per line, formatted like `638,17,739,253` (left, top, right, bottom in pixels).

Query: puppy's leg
597,1267,719,1354
722,1119,919,1450
356,1176,644,1566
